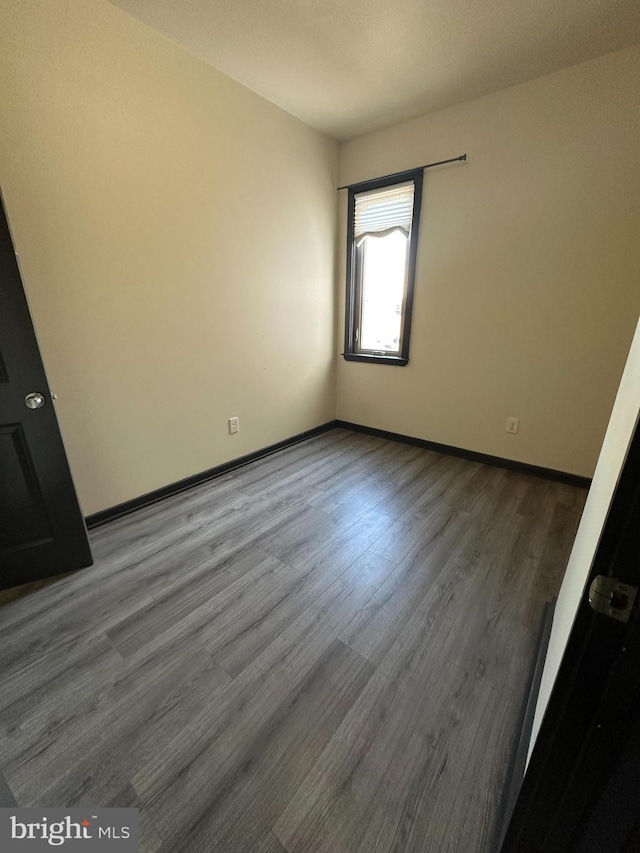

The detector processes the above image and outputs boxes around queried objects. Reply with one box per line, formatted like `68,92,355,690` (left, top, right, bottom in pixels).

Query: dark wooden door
0,196,92,589
501,416,640,851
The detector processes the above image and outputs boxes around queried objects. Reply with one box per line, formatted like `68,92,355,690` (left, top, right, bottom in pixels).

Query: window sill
342,353,408,366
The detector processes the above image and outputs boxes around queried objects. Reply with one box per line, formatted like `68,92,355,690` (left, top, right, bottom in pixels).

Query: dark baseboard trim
85,420,338,529
335,421,591,489
87,418,590,529
497,598,557,851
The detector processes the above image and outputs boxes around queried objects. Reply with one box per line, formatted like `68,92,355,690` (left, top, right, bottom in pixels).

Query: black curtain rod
337,153,467,191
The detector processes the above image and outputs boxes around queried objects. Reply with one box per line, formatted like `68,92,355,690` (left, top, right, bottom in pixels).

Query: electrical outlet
506,417,520,435
229,416,239,435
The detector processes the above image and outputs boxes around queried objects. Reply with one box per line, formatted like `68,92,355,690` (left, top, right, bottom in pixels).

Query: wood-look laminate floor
0,429,586,853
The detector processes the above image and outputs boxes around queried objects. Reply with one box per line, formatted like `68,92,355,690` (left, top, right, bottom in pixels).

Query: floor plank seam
446,655,532,696
0,431,586,853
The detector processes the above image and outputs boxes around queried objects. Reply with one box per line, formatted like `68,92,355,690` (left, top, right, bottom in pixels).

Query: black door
501,415,640,851
0,196,92,589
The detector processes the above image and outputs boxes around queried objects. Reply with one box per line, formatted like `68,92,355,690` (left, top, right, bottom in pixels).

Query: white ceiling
108,0,640,141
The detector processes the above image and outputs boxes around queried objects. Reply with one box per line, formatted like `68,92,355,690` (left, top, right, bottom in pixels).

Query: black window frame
343,168,423,366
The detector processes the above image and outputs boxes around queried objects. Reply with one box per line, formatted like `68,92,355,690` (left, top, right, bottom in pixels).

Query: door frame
501,414,640,851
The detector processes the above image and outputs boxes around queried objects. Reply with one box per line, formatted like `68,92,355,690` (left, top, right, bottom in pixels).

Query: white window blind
354,181,415,240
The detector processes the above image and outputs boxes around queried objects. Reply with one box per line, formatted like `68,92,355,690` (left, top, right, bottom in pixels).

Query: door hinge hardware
51,392,58,401
588,575,638,623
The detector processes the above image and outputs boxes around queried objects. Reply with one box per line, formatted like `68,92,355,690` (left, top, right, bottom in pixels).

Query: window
344,169,423,365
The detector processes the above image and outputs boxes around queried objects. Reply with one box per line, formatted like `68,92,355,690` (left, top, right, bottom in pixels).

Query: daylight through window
344,170,423,365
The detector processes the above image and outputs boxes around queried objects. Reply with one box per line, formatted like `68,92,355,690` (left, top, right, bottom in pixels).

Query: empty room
1,0,640,851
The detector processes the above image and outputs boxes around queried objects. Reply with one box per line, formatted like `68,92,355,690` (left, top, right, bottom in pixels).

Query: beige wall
337,46,640,477
0,0,338,516
2,3,639,521
530,313,640,758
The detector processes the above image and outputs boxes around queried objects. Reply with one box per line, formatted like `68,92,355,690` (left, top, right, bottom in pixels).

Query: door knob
25,392,46,410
